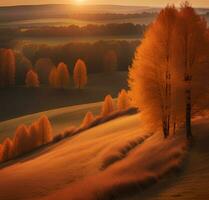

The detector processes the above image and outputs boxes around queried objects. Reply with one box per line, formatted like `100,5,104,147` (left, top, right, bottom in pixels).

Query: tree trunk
186,89,192,139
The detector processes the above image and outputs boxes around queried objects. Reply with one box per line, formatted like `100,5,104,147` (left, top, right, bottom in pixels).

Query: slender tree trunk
186,88,192,139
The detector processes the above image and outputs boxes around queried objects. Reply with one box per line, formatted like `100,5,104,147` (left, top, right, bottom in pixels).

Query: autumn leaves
0,115,53,163
0,49,15,87
129,3,209,139
27,59,88,89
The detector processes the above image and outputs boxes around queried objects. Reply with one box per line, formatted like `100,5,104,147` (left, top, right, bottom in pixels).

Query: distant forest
0,23,145,48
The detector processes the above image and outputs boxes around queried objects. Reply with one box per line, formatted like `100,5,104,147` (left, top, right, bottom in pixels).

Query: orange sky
0,0,209,7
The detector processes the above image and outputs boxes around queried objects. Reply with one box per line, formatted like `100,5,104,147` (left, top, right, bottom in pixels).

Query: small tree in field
117,89,131,111
73,59,88,89
49,67,58,88
29,122,41,149
13,125,30,156
25,70,40,88
1,138,13,162
101,95,115,116
38,115,53,144
81,112,94,128
56,62,70,89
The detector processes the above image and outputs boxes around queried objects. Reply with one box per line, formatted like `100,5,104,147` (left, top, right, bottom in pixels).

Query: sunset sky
0,0,209,7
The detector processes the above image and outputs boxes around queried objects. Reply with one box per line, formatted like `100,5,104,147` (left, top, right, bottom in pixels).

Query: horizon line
0,3,208,9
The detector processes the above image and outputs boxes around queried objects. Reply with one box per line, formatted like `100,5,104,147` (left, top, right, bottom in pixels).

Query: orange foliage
81,112,94,128
25,69,40,88
117,89,131,111
0,48,16,87
38,115,53,144
1,138,13,162
101,95,115,116
73,59,88,89
129,4,209,138
49,63,70,89
29,122,42,149
56,62,70,89
0,115,53,163
13,125,30,156
49,67,58,88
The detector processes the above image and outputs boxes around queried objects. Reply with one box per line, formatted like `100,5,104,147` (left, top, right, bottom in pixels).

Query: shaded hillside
0,72,127,121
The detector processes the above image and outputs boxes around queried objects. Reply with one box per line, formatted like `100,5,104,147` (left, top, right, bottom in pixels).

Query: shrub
1,138,13,162
73,59,88,89
81,112,94,128
117,89,131,111
25,69,40,88
38,115,53,144
101,95,115,116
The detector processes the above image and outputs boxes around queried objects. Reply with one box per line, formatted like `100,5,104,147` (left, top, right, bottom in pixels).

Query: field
0,72,128,122
0,104,187,200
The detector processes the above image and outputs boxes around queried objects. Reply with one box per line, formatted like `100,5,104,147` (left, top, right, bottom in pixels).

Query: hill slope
0,103,187,200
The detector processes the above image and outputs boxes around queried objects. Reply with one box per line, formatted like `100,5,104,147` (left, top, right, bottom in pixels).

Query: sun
75,0,85,4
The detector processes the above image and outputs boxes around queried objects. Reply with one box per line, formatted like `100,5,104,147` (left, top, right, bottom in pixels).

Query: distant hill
0,4,159,22
0,4,208,23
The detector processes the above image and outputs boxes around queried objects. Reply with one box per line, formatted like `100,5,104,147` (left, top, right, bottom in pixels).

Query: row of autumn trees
129,2,209,139
0,89,131,163
0,115,53,163
26,59,88,89
0,49,88,89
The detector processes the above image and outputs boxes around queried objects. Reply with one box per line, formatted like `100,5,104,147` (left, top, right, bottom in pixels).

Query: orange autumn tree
0,48,16,87
13,125,30,156
101,95,115,116
25,69,40,88
117,89,131,111
49,67,58,88
38,115,53,144
172,2,209,139
129,3,209,139
1,138,13,162
56,62,70,89
81,111,94,128
73,59,88,89
129,6,179,138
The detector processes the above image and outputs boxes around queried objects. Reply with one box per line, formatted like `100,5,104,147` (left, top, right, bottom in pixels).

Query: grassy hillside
0,110,186,200
0,72,127,121
0,101,103,142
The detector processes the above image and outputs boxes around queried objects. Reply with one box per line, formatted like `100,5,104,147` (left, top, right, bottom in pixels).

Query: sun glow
75,0,85,4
